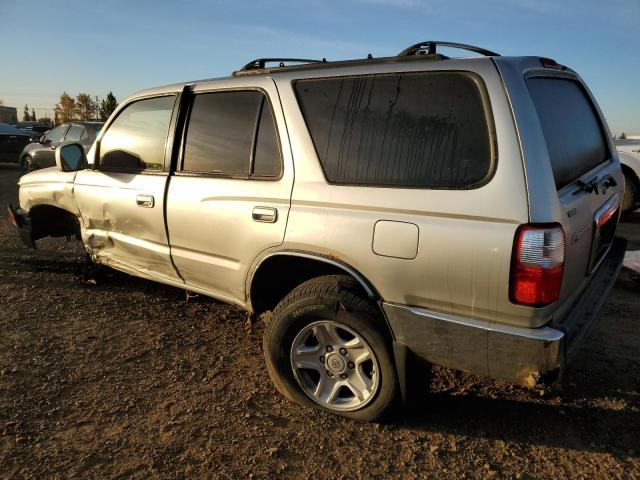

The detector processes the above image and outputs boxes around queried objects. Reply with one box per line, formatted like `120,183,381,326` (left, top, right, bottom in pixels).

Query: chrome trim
588,193,620,274
387,303,564,342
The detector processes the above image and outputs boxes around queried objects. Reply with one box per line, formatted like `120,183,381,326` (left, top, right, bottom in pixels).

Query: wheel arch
27,203,81,243
248,251,381,316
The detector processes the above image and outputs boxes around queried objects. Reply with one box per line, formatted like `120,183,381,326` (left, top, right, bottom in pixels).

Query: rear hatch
525,71,622,307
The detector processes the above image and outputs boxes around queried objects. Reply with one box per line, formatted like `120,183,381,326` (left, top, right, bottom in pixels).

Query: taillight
510,224,565,307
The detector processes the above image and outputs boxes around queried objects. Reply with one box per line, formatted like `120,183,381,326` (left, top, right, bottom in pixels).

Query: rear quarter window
294,71,493,188
527,77,609,190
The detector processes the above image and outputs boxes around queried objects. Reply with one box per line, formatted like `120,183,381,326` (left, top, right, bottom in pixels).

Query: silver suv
8,41,627,421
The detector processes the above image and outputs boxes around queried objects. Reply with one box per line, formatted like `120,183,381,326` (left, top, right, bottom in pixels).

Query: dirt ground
0,164,639,479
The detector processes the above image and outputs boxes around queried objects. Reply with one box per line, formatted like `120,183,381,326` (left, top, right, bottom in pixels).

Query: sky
0,0,638,134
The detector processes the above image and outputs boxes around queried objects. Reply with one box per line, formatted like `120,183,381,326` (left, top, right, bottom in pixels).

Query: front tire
21,155,33,172
263,275,398,421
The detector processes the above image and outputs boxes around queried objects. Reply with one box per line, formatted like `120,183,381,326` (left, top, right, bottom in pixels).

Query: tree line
53,91,118,124
21,92,119,125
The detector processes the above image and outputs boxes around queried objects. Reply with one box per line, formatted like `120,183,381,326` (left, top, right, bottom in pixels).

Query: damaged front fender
6,203,81,249
6,204,36,248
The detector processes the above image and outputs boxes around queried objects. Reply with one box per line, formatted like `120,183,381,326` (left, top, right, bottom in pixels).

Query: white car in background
616,140,640,212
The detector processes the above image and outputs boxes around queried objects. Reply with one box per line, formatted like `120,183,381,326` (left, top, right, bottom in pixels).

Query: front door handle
252,206,277,223
136,194,155,208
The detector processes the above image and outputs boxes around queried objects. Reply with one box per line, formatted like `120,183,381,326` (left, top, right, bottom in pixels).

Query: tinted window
65,125,84,142
295,72,492,188
527,78,608,189
252,99,281,177
99,96,175,172
183,91,261,175
44,125,68,144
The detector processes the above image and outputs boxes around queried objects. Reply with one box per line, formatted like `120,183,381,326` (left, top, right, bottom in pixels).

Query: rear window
527,77,609,190
294,72,493,188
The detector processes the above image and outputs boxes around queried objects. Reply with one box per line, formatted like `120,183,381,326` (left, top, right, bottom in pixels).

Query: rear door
524,70,623,301
165,77,293,304
74,94,182,282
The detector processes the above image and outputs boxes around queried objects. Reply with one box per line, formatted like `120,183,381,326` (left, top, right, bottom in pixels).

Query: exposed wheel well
29,205,81,242
249,254,378,317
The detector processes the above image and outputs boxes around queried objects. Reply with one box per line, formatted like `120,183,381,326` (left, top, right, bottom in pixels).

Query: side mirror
55,142,87,172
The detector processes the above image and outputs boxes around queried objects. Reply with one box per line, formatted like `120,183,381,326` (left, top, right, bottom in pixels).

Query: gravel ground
1,164,639,479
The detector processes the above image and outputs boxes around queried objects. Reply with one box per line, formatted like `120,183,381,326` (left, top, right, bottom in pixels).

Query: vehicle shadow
397,388,639,458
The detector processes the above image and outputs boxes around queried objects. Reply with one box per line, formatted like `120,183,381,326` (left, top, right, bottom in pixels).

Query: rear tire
622,171,638,213
263,275,398,421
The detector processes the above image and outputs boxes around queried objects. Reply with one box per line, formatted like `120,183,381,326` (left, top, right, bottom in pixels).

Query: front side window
99,95,175,172
182,90,282,177
44,125,68,144
294,72,493,188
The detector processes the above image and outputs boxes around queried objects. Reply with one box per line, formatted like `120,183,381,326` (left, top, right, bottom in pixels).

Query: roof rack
397,41,500,57
237,58,325,72
232,41,498,76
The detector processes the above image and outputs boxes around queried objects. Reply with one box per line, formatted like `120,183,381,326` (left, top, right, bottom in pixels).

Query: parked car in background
0,123,31,163
19,121,103,171
20,126,49,142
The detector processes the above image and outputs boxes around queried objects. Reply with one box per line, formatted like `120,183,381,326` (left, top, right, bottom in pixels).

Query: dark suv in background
19,121,103,171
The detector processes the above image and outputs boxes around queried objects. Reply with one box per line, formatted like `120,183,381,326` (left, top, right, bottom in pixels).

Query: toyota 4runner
8,41,627,421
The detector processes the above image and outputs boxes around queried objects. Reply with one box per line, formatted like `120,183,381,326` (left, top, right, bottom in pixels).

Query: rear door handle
252,206,277,223
136,194,155,208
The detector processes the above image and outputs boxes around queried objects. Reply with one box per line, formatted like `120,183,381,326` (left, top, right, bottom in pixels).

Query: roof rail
237,58,325,72
398,41,500,57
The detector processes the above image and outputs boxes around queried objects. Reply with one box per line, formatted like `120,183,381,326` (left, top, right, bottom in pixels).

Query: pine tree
31,108,36,122
75,93,96,121
99,92,118,121
23,105,30,121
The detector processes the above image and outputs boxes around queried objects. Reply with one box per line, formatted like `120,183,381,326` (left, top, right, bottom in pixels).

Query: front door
74,94,181,283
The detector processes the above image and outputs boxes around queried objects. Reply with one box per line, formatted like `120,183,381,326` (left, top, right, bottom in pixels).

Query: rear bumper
6,204,36,248
384,237,627,386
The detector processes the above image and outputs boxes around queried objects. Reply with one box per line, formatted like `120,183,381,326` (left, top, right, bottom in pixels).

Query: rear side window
65,125,84,142
294,72,492,188
527,77,609,190
99,96,175,172
182,91,282,178
252,100,281,177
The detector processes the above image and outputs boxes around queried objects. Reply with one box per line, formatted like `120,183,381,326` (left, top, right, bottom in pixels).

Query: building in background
0,106,18,124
